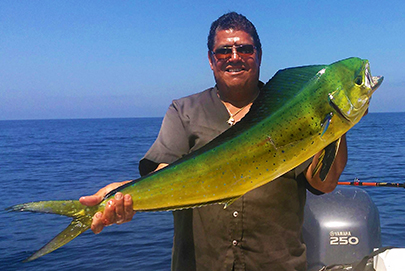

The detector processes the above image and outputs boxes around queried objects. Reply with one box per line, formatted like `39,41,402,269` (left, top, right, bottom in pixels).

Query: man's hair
207,12,262,53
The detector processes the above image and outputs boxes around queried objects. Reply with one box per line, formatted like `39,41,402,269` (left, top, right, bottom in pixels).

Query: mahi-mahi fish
8,57,383,262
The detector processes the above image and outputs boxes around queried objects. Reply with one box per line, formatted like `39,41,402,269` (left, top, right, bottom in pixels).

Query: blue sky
1,0,404,120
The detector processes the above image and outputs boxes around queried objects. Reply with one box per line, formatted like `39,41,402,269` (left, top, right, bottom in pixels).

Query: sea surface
0,113,404,270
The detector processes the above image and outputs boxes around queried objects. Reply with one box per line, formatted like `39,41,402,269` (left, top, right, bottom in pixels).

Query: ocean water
0,113,404,270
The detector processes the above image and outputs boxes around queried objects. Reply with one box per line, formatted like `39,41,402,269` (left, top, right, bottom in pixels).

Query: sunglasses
212,44,256,60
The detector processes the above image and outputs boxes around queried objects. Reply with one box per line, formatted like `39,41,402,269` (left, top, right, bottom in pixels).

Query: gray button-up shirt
139,85,314,271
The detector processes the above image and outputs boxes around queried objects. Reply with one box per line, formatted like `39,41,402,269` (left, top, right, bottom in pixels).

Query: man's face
208,29,261,92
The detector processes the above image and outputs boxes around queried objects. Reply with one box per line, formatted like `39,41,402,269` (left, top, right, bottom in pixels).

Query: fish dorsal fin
244,64,327,125
312,138,341,181
160,64,328,168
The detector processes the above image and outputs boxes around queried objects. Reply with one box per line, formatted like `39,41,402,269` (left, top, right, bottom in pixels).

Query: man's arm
305,134,348,193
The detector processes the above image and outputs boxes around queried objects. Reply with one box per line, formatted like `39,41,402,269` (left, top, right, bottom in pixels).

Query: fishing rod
338,178,405,188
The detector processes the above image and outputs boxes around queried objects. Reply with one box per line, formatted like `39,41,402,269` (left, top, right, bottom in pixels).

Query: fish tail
7,200,98,262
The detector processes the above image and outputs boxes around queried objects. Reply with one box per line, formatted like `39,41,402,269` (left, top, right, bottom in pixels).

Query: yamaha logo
329,231,352,237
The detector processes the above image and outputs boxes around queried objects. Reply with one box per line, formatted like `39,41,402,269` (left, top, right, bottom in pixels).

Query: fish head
326,57,383,123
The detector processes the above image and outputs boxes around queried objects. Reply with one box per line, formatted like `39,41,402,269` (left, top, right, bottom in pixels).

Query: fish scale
8,57,383,262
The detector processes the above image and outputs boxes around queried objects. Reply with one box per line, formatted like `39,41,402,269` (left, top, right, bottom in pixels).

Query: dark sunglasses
212,44,256,60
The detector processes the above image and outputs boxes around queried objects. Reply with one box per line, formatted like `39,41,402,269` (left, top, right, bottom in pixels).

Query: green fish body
8,57,383,262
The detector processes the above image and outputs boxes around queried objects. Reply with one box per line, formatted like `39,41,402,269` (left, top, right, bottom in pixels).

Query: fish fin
23,217,91,262
232,64,327,131
248,65,327,120
7,200,97,262
312,149,325,178
223,197,240,209
312,138,341,181
166,64,329,167
321,113,333,137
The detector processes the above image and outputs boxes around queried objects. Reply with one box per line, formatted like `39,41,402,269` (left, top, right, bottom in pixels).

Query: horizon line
1,111,404,122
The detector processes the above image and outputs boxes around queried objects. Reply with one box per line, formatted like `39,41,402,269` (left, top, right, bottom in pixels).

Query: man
80,12,347,270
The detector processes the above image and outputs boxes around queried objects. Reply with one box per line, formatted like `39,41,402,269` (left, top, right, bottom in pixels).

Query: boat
303,186,404,270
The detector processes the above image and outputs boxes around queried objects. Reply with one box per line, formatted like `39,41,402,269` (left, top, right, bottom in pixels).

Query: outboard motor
303,186,381,270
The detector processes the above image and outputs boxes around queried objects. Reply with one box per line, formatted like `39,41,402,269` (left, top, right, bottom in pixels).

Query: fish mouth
365,62,384,93
370,75,383,93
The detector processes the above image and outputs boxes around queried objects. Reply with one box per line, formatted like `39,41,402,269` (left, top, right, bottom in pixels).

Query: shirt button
232,240,238,246
233,211,238,218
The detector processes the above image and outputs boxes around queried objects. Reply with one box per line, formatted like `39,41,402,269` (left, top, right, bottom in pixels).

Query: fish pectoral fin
312,138,341,181
7,200,96,262
223,197,240,209
321,112,333,137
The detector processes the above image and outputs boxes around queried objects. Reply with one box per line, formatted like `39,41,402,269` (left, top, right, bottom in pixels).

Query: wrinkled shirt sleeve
139,102,189,176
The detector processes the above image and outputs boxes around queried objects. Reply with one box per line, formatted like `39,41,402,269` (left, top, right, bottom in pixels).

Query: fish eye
355,76,363,86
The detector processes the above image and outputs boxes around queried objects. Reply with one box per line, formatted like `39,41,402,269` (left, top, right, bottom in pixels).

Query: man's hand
79,181,136,234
